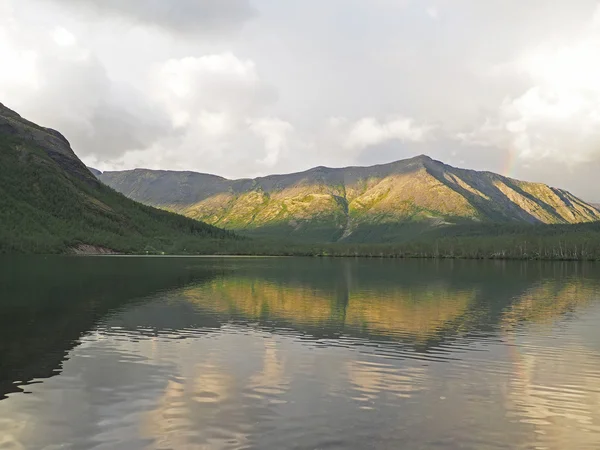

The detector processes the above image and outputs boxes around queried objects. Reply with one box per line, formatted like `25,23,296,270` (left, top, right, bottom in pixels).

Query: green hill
0,103,236,254
97,156,600,243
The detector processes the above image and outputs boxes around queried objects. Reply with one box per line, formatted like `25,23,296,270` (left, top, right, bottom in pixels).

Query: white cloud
0,5,172,160
154,53,275,125
462,5,600,167
197,111,233,137
0,5,39,93
342,117,434,150
137,53,288,174
248,118,294,167
52,26,76,47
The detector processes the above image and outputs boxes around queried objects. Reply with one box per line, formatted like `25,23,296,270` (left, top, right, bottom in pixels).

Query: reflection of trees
3,258,600,449
0,257,221,399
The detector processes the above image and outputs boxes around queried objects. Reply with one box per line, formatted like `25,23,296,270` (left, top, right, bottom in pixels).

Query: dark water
1,257,600,449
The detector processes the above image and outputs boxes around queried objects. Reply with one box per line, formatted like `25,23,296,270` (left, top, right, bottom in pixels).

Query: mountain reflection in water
0,257,599,449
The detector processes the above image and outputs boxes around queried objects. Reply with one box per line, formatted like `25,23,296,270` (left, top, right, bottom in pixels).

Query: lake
1,256,600,449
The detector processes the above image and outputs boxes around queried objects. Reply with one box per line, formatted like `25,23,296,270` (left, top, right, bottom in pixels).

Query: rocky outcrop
69,244,121,255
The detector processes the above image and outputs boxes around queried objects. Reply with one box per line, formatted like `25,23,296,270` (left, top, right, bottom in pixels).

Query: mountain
97,156,600,243
0,103,236,254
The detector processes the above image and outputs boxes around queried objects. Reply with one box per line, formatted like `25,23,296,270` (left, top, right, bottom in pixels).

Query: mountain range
0,103,234,254
96,157,600,243
3,98,599,254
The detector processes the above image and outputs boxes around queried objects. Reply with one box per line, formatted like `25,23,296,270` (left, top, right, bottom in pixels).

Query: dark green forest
178,221,600,261
0,133,238,254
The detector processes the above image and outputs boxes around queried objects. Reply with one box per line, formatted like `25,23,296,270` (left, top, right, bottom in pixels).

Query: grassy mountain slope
98,155,600,243
0,103,236,254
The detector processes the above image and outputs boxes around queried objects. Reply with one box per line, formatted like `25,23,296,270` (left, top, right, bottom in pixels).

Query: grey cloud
0,2,176,160
80,92,173,160
29,55,173,160
154,53,277,120
46,0,256,35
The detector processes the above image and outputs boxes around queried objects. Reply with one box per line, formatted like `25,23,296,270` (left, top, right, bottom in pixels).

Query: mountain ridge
99,154,535,185
97,155,600,243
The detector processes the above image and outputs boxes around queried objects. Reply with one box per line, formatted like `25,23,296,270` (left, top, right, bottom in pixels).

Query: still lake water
1,257,600,449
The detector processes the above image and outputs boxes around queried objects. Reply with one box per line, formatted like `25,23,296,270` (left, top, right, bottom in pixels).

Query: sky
2,0,600,200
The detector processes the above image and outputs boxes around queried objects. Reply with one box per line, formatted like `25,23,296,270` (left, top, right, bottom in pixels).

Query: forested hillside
0,103,237,254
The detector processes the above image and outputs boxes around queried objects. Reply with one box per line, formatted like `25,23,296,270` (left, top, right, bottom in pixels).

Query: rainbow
502,148,518,178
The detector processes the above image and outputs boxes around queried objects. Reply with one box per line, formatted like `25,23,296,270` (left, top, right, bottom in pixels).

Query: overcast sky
2,0,600,200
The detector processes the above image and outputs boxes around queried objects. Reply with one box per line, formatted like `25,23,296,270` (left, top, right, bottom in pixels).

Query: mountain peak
405,154,440,168
413,154,433,162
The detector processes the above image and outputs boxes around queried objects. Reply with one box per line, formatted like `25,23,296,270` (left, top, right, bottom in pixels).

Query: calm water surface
1,257,600,449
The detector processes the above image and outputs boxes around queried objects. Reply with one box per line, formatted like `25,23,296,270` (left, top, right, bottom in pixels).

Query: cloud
52,26,76,47
5,0,600,200
153,53,276,128
248,118,294,167
132,53,287,174
0,3,39,92
338,117,434,150
0,4,275,167
460,5,600,167
0,9,172,159
43,0,256,35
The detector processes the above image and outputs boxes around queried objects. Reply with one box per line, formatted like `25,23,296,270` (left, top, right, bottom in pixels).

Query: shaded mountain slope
98,156,600,243
0,103,236,254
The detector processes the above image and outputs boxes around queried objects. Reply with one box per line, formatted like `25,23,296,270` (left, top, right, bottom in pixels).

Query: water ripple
2,258,600,449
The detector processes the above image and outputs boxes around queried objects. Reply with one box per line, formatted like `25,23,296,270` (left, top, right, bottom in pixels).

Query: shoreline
60,252,600,261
